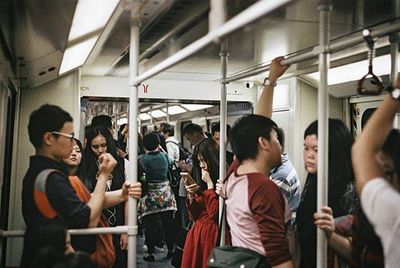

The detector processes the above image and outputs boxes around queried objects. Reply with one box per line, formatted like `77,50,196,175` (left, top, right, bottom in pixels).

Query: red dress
181,189,219,268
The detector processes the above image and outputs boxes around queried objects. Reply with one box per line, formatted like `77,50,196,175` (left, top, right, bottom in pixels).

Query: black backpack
166,141,190,162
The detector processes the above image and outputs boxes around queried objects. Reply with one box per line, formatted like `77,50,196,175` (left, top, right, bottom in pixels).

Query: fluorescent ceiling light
68,0,120,41
181,104,213,111
59,0,119,75
139,113,151,120
306,54,399,85
151,110,166,118
60,37,97,74
162,106,187,115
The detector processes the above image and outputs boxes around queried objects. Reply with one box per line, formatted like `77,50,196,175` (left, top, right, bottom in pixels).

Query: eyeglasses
51,131,74,141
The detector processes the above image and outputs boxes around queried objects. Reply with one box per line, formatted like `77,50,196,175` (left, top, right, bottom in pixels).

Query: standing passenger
226,115,293,268
181,138,221,268
211,122,234,166
84,126,130,268
140,133,177,262
352,76,400,268
21,104,141,268
297,119,356,268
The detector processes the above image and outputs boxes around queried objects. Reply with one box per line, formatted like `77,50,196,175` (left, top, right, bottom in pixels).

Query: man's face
50,122,74,160
268,129,282,168
185,132,203,146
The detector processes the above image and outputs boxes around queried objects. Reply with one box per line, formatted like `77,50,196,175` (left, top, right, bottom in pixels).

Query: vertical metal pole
317,2,331,268
390,0,399,84
166,103,170,122
128,12,140,268
209,0,227,32
113,102,118,140
219,40,228,246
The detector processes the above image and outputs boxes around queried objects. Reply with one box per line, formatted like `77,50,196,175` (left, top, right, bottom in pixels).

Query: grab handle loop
357,29,384,95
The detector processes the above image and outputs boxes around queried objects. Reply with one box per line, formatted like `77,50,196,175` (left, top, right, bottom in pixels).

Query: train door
0,83,17,267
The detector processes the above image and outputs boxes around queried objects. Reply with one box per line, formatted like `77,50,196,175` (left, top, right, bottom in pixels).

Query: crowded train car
0,0,399,267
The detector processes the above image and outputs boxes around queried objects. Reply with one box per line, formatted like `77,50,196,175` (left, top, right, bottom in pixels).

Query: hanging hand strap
357,29,384,95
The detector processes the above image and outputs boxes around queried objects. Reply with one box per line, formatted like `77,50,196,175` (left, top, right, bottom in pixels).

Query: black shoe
143,255,155,262
166,251,174,259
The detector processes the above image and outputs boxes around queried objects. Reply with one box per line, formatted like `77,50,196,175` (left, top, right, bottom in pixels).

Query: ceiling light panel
60,37,97,74
68,0,120,41
139,113,151,120
162,106,187,115
151,110,166,118
181,104,213,111
306,54,399,85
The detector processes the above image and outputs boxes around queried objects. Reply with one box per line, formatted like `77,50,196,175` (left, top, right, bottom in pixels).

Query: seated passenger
352,75,400,268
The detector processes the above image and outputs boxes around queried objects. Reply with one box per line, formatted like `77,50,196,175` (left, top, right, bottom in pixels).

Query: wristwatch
263,78,277,87
387,85,400,100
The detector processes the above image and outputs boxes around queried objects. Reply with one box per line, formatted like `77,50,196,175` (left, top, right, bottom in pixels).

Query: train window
361,108,376,129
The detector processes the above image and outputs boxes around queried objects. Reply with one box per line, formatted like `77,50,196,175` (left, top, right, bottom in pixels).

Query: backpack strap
33,169,63,220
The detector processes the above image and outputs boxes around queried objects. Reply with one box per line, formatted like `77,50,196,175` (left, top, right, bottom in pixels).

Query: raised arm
255,56,290,118
86,153,116,228
352,75,400,194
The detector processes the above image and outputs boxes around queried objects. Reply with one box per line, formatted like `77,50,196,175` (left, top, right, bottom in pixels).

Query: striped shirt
270,154,301,220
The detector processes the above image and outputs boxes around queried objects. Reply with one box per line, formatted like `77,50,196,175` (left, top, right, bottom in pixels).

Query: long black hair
84,126,124,191
71,138,88,184
192,138,221,192
302,118,355,212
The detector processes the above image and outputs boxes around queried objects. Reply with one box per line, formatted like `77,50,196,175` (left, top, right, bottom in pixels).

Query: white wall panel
81,76,258,104
6,70,80,266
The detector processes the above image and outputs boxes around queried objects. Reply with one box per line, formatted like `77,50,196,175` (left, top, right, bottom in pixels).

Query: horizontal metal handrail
0,225,137,238
225,20,400,82
134,0,294,85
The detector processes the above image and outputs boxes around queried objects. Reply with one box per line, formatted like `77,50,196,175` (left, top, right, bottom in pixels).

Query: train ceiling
0,0,396,90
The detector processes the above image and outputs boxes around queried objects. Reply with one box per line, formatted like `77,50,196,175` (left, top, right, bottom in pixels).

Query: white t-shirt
165,136,180,162
361,178,400,268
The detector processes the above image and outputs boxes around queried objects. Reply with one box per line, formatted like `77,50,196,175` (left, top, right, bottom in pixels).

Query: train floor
136,234,174,268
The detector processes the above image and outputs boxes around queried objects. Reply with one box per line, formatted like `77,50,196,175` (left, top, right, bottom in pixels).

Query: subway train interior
0,0,399,267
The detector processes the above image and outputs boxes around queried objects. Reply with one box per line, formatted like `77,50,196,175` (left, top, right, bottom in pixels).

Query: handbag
171,221,193,267
207,202,269,268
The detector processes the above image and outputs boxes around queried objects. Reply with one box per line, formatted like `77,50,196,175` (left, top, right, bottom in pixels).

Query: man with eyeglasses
21,104,142,267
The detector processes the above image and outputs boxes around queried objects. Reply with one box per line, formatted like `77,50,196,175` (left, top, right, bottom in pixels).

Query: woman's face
198,155,208,172
62,141,82,167
303,134,318,174
91,134,107,158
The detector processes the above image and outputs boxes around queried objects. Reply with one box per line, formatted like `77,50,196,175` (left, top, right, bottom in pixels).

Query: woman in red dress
181,138,221,268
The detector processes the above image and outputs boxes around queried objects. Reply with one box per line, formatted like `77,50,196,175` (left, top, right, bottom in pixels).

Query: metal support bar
316,2,331,268
390,0,400,84
209,0,227,33
134,0,293,85
225,20,400,83
128,10,141,268
219,40,228,246
0,226,137,238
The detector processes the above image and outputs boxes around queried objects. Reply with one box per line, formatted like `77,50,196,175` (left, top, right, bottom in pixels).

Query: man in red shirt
223,57,294,268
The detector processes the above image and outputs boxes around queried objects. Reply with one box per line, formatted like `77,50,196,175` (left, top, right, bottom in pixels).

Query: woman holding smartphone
181,138,222,268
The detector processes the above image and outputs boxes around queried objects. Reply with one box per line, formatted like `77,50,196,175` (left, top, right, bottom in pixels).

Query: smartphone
180,172,196,185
